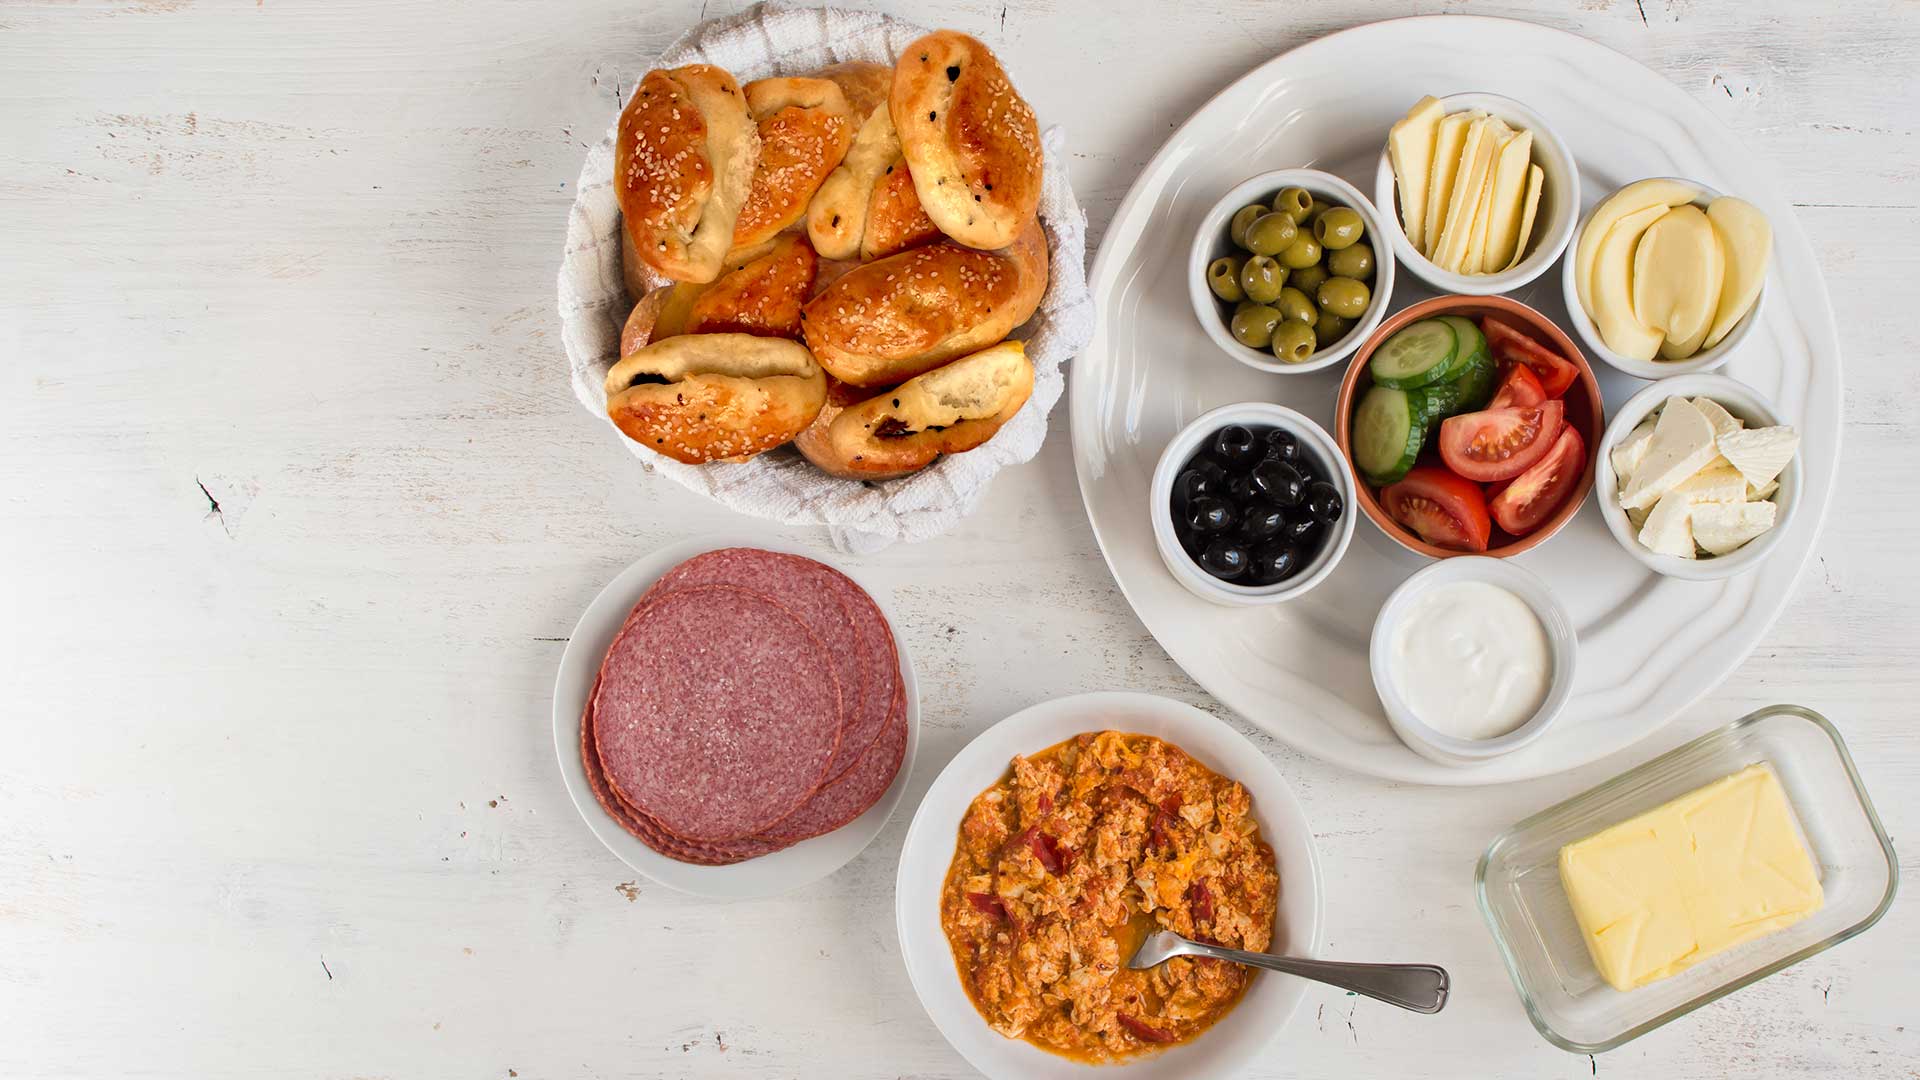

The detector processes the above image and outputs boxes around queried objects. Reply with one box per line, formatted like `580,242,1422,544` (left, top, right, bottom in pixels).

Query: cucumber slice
1437,315,1488,373
1410,348,1498,427
1450,347,1498,411
1353,385,1424,485
1369,319,1459,389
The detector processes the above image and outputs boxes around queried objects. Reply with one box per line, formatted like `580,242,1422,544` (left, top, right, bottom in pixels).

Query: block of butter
1558,764,1823,992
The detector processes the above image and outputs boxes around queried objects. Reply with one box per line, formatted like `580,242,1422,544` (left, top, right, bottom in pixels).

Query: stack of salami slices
581,548,906,865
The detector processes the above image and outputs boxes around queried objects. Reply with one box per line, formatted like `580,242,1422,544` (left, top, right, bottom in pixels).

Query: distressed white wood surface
2,1,1915,1077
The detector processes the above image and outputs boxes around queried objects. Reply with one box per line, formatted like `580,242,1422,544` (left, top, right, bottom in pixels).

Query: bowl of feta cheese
1596,374,1802,580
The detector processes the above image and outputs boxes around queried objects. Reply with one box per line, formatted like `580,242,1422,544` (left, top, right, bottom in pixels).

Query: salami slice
754,682,907,844
592,584,842,842
643,548,895,782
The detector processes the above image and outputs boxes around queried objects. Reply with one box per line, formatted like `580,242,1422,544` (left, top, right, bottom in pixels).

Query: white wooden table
3,2,1915,1076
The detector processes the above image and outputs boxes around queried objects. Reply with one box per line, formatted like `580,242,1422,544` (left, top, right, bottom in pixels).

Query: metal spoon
1126,931,1450,1014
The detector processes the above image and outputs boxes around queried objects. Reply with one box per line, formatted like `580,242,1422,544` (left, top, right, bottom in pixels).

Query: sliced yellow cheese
1463,164,1499,273
1421,112,1475,256
1481,129,1535,271
1502,164,1545,272
1702,196,1772,350
1574,178,1705,315
1634,204,1725,360
1591,203,1671,361
1387,96,1445,256
1433,115,1499,272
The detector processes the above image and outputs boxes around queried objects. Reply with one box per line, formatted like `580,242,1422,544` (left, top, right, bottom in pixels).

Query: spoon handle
1189,941,1450,1013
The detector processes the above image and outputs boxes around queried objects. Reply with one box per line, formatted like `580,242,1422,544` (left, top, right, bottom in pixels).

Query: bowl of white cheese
1369,557,1577,766
1595,374,1801,580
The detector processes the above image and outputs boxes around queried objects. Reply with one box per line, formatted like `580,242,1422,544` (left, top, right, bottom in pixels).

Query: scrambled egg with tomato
939,731,1280,1062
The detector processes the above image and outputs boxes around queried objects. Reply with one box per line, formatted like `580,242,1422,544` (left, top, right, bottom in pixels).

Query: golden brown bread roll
616,66,760,284
800,219,1048,387
806,96,940,262
811,61,891,120
795,341,1033,480
728,78,854,258
604,334,826,464
890,32,1043,250
687,233,817,338
620,283,700,356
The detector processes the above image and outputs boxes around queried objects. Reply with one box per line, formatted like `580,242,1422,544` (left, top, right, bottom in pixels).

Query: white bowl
1150,402,1357,606
1559,178,1765,380
894,691,1323,1080
1187,168,1395,375
1371,92,1579,296
1369,558,1577,766
1594,374,1800,580
551,534,919,899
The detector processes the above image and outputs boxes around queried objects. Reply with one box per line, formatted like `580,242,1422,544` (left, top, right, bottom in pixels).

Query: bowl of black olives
1151,402,1356,605
1188,168,1396,376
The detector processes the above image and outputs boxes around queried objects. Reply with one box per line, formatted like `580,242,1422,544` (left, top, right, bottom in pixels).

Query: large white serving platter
1070,15,1840,785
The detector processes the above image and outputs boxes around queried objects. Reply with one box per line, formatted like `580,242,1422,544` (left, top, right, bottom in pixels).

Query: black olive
1261,427,1301,464
1246,459,1303,503
1248,543,1303,584
1187,453,1231,491
1239,501,1286,541
1199,539,1250,580
1304,481,1344,523
1186,497,1235,534
1281,516,1321,545
1226,472,1257,502
1171,470,1210,514
1211,425,1259,468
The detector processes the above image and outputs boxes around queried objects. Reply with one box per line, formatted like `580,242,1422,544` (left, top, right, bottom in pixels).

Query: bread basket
557,2,1092,553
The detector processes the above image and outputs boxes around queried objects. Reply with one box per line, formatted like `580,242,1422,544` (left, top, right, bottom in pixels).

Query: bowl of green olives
1189,169,1396,375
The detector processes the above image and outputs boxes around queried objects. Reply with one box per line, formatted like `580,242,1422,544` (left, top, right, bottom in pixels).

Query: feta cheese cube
1692,501,1777,555
1638,488,1698,558
1718,426,1800,490
1621,399,1720,511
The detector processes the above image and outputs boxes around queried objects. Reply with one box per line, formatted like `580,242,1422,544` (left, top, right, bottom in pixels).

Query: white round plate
895,691,1323,1080
552,535,920,898
1070,15,1840,784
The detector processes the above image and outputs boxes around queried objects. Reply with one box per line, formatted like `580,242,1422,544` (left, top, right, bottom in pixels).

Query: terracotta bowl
1334,295,1603,560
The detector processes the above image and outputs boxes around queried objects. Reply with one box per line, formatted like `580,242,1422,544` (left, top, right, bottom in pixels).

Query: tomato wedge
1438,400,1564,483
1380,466,1491,552
1488,362,1547,410
1481,315,1579,399
1490,424,1588,536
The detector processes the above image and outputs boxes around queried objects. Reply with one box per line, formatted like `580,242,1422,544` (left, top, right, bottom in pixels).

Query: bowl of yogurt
1368,557,1577,766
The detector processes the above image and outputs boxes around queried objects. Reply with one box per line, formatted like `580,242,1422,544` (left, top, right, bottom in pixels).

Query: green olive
1238,255,1286,304
1229,204,1268,250
1230,304,1282,349
1307,197,1333,221
1326,241,1374,280
1289,262,1329,297
1277,233,1323,270
1206,256,1246,302
1317,275,1372,319
1275,286,1317,325
1313,207,1366,250
1242,212,1297,257
1271,186,1315,223
1313,310,1353,347
1270,320,1318,364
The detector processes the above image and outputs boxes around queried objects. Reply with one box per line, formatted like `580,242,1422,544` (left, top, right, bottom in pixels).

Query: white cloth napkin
557,2,1093,554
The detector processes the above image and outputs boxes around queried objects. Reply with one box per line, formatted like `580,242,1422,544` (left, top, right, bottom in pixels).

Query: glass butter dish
1476,705,1898,1053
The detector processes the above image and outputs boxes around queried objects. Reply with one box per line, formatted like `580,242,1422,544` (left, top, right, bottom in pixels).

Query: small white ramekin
1187,168,1396,376
1150,402,1357,606
1369,557,1578,766
1595,374,1799,581
1560,178,1765,380
1371,92,1579,297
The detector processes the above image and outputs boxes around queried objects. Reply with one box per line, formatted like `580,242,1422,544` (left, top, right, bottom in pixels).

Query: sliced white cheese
1627,503,1652,530
1692,500,1777,556
1638,488,1698,558
1422,112,1475,256
1674,462,1747,506
1388,97,1445,256
1749,479,1779,502
1692,397,1744,441
1610,417,1659,487
1717,425,1800,490
1620,398,1719,511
